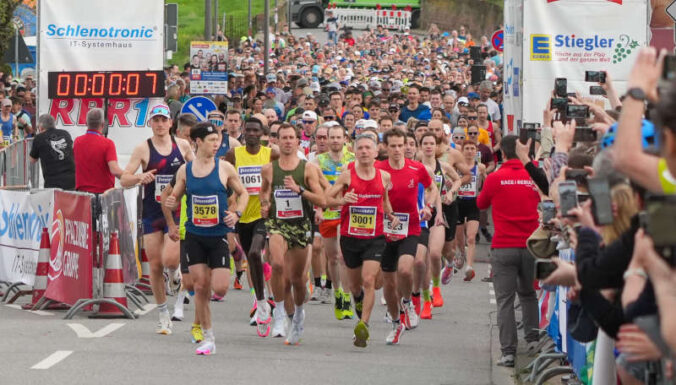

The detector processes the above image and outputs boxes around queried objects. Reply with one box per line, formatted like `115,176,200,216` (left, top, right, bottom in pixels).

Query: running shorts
418,227,430,246
443,201,459,241
142,213,179,235
184,232,231,269
236,219,267,254
179,240,189,274
265,218,312,249
340,236,385,269
382,235,419,273
457,198,480,224
319,219,340,238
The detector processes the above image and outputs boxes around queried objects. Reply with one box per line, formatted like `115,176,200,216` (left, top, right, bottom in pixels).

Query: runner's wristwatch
298,186,306,195
235,210,242,218
625,87,646,102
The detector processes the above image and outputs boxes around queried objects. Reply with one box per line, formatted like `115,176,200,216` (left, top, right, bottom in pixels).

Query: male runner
121,104,193,335
224,117,279,337
260,123,326,345
211,110,241,158
326,134,396,347
376,128,441,342
164,122,249,355
313,125,355,320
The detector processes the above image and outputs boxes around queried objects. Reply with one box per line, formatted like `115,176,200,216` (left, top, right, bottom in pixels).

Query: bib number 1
274,189,303,219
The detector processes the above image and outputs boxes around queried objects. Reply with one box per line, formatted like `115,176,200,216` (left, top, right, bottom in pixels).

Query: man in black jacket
29,114,75,189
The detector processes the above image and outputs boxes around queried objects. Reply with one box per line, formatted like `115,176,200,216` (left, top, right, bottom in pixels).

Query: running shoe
454,255,465,270
432,287,444,307
310,286,321,301
285,309,305,346
249,316,257,326
496,354,515,367
249,300,257,318
156,311,173,335
385,321,404,345
233,276,243,290
380,295,387,306
342,291,354,319
420,300,432,320
384,312,393,323
211,293,224,302
195,339,216,355
191,324,203,343
334,289,344,320
272,307,288,338
353,320,369,348
354,297,363,320
319,287,331,304
411,294,421,315
464,267,475,282
255,301,272,338
169,269,181,295
481,276,493,282
481,227,493,242
171,304,184,321
404,300,419,329
441,263,454,285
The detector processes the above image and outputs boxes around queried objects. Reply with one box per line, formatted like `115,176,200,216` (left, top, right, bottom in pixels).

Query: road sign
180,96,217,121
667,0,676,22
491,30,504,52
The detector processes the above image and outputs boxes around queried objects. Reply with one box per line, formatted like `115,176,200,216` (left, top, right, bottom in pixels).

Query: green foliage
170,0,264,66
0,0,21,69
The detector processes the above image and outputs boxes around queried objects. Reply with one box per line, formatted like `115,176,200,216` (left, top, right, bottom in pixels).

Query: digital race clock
47,70,166,99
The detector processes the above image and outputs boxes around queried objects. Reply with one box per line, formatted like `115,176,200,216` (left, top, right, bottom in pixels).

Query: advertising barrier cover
0,189,53,285
38,0,165,160
189,41,229,95
503,0,523,134
521,0,649,123
100,188,139,285
45,190,93,305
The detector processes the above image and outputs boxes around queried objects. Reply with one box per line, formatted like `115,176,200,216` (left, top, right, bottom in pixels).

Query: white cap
363,120,378,129
457,96,470,105
310,81,320,93
302,110,318,121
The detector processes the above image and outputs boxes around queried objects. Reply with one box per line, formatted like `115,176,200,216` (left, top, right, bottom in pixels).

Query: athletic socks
411,292,420,298
203,328,214,342
321,274,327,287
325,280,333,289
314,277,322,288
354,290,364,303
157,301,168,314
275,300,285,315
236,270,244,280
422,289,431,302
432,276,440,287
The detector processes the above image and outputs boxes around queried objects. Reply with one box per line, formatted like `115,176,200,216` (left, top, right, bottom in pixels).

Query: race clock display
48,70,166,99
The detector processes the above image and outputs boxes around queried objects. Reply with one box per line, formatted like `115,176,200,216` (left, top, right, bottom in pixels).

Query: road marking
490,298,496,304
133,303,157,316
4,304,53,316
67,322,125,338
489,290,495,296
31,350,73,370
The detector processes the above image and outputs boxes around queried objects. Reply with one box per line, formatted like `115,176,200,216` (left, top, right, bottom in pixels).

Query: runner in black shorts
164,122,249,355
327,134,395,347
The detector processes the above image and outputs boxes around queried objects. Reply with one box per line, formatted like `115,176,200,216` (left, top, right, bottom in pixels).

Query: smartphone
663,55,676,81
567,92,577,98
539,200,556,224
565,104,589,124
471,65,486,85
589,86,606,96
550,97,568,112
555,78,567,97
558,181,578,217
519,124,541,143
535,259,557,280
585,71,606,83
644,194,676,265
470,46,482,62
588,177,614,225
573,128,598,142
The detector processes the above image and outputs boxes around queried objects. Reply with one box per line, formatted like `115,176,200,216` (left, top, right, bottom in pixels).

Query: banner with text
521,0,649,123
189,41,229,95
0,190,53,285
45,191,93,305
37,0,164,160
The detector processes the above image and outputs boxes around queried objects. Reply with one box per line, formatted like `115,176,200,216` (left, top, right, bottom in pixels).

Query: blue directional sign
180,96,217,121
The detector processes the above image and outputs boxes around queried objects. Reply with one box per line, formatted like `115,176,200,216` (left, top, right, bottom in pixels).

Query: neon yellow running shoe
191,324,203,344
353,320,369,348
342,291,354,319
334,289,344,320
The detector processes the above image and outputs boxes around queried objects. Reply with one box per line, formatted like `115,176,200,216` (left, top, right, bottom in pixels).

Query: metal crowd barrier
0,139,40,188
326,8,411,31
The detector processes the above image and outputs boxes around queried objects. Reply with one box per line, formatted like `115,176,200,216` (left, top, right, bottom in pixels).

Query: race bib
458,174,477,198
154,174,173,202
192,195,219,227
348,206,377,236
274,189,303,219
238,166,262,195
384,212,409,240
434,174,445,196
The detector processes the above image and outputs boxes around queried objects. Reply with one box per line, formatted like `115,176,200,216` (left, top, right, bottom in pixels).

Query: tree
0,1,21,69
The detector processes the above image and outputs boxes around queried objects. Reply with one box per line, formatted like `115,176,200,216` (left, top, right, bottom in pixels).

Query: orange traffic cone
23,228,50,309
96,232,128,317
139,248,151,285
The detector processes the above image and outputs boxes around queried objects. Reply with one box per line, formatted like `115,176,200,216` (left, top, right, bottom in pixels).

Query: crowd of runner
8,20,676,384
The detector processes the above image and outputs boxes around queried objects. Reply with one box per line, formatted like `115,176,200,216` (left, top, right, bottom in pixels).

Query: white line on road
490,298,496,304
4,304,54,316
489,290,495,296
67,322,125,338
31,350,73,370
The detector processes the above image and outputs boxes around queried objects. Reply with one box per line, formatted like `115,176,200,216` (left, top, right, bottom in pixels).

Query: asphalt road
0,238,520,385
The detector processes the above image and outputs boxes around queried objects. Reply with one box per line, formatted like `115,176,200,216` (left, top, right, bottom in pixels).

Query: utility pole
248,0,252,37
264,0,270,74
274,0,278,33
213,0,219,39
205,0,212,40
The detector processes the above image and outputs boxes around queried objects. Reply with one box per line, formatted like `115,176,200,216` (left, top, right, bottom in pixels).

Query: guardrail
0,139,40,188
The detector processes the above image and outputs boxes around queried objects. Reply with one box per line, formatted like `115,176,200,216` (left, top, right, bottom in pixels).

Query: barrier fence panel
375,10,411,31
0,139,40,188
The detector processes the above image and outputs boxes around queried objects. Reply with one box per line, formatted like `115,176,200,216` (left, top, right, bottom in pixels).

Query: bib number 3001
192,195,219,227
274,189,303,219
348,206,377,236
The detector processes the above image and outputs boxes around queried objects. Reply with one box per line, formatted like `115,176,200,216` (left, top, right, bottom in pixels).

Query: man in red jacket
477,135,540,368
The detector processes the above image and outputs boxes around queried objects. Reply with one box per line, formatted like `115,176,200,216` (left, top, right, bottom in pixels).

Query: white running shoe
156,311,173,335
255,301,272,337
195,339,216,355
285,309,305,346
380,295,387,306
171,304,184,322
249,316,257,326
271,307,288,338
310,287,321,301
385,322,404,345
319,288,332,304
169,269,181,295
405,300,419,329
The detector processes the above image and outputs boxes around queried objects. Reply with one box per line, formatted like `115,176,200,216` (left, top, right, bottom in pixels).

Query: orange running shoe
420,301,432,319
432,287,444,307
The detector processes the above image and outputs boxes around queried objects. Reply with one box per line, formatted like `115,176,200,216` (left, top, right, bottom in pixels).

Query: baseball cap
302,110,317,121
266,73,277,82
297,78,309,87
1,99,12,107
452,127,466,137
468,92,480,100
148,103,171,119
265,87,276,95
457,96,469,106
363,120,378,129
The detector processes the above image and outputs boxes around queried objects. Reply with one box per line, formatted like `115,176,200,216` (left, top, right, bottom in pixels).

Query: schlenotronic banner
503,0,523,134
38,0,164,161
521,0,649,123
